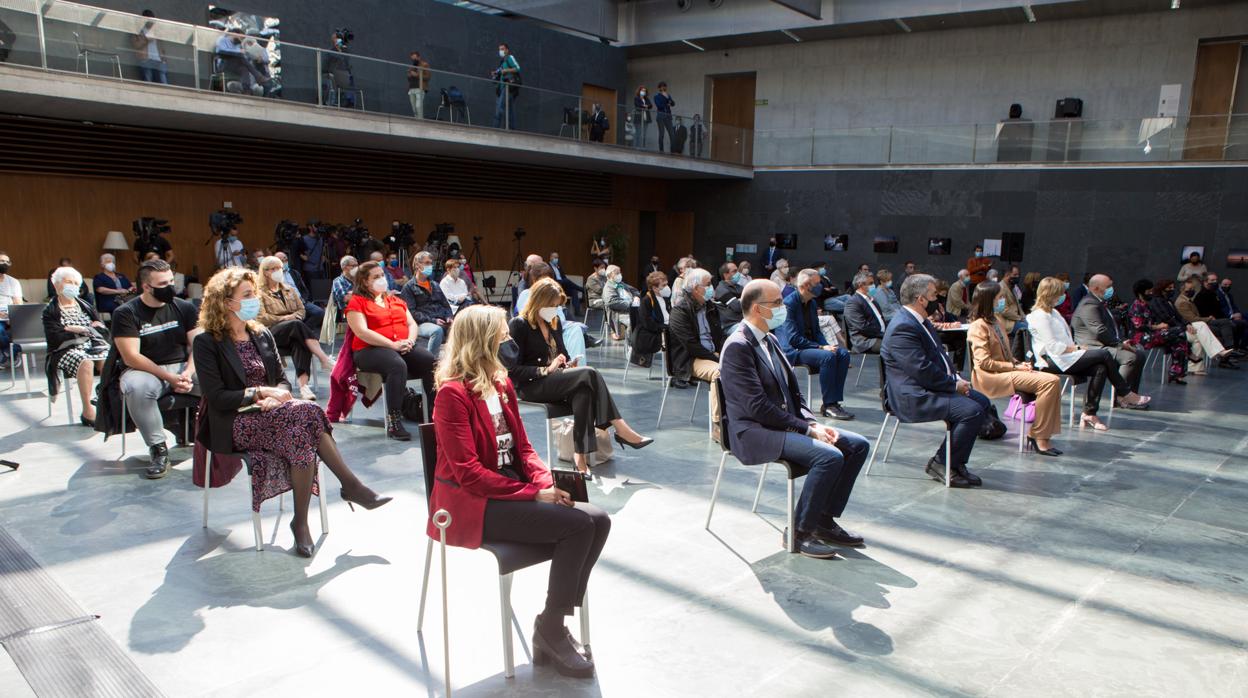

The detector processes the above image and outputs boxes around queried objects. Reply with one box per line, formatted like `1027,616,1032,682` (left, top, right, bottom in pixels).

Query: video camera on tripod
341,218,369,247
132,216,172,257
385,221,415,251
273,219,301,252
208,209,242,237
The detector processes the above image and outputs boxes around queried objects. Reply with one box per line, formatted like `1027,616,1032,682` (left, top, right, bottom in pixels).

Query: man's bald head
741,278,780,318
1088,274,1112,294
525,254,543,267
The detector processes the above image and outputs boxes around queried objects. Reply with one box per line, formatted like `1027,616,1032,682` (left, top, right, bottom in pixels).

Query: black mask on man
0,263,9,275
151,285,176,303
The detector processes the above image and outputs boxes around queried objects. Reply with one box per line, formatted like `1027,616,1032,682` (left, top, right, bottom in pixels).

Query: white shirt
1026,308,1085,371
215,238,245,268
0,275,22,318
141,26,161,61
439,274,469,304
857,289,886,329
745,321,775,373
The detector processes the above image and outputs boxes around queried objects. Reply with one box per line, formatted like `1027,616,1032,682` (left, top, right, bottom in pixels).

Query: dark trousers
656,113,674,152
938,330,967,373
780,429,869,533
935,389,990,467
303,302,325,334
269,319,314,377
517,367,621,455
352,345,436,411
1046,348,1128,415
482,500,610,617
557,277,583,317
793,347,850,405
1104,344,1145,393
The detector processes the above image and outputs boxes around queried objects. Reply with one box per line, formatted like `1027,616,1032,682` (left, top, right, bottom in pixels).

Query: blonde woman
503,278,652,475
429,304,608,679
256,256,334,400
193,267,390,558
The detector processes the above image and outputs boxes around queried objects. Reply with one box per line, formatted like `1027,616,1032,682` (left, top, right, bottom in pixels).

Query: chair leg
750,462,769,513
882,419,901,463
786,477,797,553
689,381,702,422
66,381,74,425
23,353,30,394
120,398,127,459
317,461,330,536
1108,384,1115,422
865,415,891,476
944,429,952,489
499,572,516,679
622,346,631,385
202,449,212,528
252,509,263,551
656,380,670,430
855,355,867,387
1017,412,1026,453
417,538,434,631
579,590,591,656
545,418,553,467
704,451,728,530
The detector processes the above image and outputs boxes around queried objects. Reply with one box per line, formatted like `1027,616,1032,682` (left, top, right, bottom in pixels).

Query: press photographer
323,28,356,108
209,209,246,269
342,218,381,261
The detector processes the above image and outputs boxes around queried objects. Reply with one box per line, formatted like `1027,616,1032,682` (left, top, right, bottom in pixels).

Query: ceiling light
682,39,705,51
1171,0,1180,9
894,18,912,33
780,28,801,42
1023,5,1036,22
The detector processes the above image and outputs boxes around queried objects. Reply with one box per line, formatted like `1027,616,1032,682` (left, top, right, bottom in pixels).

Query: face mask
926,299,940,314
104,262,116,272
765,305,788,330
659,286,671,298
1104,286,1115,301
974,251,983,258
597,270,606,278
993,298,1007,314
61,284,80,299
809,284,823,297
269,270,284,282
448,269,459,278
235,296,261,321
538,307,560,323
1063,281,1071,290
421,265,433,277
885,280,893,289
498,50,506,58
371,277,388,294
551,258,559,265
640,90,646,97
388,260,399,268
0,263,10,274
283,263,290,271
1055,294,1067,307
962,277,972,286
818,268,826,277
651,259,659,265
346,267,357,278
732,272,742,284
151,285,175,303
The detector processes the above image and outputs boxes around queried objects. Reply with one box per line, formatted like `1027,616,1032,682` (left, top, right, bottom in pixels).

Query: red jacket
426,378,554,548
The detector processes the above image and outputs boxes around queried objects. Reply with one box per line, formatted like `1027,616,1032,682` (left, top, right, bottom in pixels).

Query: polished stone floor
0,344,1245,697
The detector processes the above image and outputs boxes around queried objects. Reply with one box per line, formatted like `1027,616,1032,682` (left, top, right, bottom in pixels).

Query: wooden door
581,83,618,144
1185,42,1240,160
709,73,756,164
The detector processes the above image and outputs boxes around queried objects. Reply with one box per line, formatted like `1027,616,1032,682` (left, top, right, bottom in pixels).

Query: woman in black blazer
502,278,652,476
193,267,391,558
629,271,671,368
43,266,109,425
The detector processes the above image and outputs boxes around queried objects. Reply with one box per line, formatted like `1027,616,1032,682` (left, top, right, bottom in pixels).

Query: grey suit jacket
1071,295,1121,348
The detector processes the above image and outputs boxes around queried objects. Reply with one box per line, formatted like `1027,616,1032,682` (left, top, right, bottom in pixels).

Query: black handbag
401,388,425,422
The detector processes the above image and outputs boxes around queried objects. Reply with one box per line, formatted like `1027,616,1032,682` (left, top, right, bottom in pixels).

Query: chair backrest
8,303,45,344
418,422,437,505
713,377,731,454
308,278,332,304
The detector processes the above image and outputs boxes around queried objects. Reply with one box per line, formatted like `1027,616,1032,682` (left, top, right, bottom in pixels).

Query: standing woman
1128,279,1190,385
967,281,1063,455
43,266,109,425
629,271,670,368
429,304,608,678
345,261,437,440
589,235,611,265
504,278,652,476
632,85,652,149
194,267,391,558
256,256,335,400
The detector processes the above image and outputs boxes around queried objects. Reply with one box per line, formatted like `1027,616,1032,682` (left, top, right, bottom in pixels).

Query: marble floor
0,343,1245,697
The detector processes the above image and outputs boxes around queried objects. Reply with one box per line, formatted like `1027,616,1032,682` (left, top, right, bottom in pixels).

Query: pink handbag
1003,394,1035,423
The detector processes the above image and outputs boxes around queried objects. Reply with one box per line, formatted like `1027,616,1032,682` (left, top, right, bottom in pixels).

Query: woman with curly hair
194,267,391,558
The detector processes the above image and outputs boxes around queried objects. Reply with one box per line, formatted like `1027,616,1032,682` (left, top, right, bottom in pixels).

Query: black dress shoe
1026,437,1062,457
925,457,972,488
793,532,839,559
533,615,595,678
584,335,603,348
955,464,983,487
820,403,855,420
1218,358,1240,370
613,434,654,450
145,444,170,479
669,378,690,389
814,521,865,547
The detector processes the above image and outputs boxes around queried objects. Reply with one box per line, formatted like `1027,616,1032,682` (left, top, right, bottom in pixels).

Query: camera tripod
502,238,526,297
465,236,485,274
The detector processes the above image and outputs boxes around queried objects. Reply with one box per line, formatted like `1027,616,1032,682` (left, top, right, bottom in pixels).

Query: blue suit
775,292,850,406
720,324,869,532
880,308,989,467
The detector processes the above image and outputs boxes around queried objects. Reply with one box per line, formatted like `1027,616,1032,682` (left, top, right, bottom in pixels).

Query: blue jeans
0,320,12,364
935,388,991,467
494,89,516,130
139,59,168,84
418,322,445,356
780,429,870,533
822,296,848,313
794,347,850,405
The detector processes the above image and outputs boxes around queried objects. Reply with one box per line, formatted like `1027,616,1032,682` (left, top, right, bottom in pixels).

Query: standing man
967,243,992,284
407,50,431,119
880,274,990,488
719,279,871,557
132,10,167,84
653,82,675,152
588,103,609,143
549,251,583,318
492,43,521,131
1071,274,1150,408
776,269,854,420
763,236,780,275
298,224,325,281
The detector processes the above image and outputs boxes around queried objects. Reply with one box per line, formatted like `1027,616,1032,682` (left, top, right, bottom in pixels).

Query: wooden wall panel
1185,42,1241,160
654,211,695,270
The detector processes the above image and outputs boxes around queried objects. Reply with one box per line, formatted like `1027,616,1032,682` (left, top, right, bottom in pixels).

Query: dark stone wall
675,167,1248,290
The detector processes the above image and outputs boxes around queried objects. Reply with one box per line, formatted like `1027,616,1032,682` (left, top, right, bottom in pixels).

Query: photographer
407,50,431,119
323,29,356,108
214,224,246,269
133,218,173,264
491,43,521,131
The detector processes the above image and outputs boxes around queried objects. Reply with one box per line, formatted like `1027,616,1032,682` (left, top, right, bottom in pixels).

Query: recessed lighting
780,29,801,42
682,39,705,51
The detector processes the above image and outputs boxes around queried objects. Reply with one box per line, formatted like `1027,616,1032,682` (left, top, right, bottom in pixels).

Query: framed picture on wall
1181,245,1205,262
928,237,952,255
824,234,848,252
873,236,899,254
776,234,798,250
1228,249,1248,269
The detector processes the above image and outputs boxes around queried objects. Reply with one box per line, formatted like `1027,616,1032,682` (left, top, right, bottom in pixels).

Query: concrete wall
673,166,1248,290
627,5,1248,132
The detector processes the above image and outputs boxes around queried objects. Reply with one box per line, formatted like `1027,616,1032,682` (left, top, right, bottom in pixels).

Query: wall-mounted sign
735,243,758,254
755,99,769,106
1158,84,1181,118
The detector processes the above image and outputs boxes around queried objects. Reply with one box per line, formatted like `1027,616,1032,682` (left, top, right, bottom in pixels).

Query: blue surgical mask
283,263,290,271
732,272,742,284
235,297,261,321
1104,286,1115,300
974,251,983,258
993,298,1007,314
885,280,893,289
1055,294,1067,307
61,284,80,299
765,304,788,330
421,265,433,277
1063,281,1071,290
818,268,826,276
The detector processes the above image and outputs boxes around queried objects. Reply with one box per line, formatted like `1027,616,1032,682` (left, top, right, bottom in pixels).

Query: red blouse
346,293,408,351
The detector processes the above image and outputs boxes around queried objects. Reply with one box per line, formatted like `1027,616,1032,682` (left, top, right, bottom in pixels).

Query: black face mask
926,299,941,315
151,285,176,303
0,263,9,274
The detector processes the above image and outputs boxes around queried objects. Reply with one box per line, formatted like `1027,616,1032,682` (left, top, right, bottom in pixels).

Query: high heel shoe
532,615,594,678
289,520,314,558
79,414,94,427
1026,437,1062,457
613,434,654,450
1080,414,1109,432
340,485,393,511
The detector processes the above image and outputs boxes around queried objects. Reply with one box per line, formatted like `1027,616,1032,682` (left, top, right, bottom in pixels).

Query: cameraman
323,29,355,108
298,224,326,281
214,225,246,269
134,225,173,265
407,50,430,119
491,43,521,130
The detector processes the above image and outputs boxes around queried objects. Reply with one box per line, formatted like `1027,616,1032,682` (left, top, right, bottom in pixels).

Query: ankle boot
532,613,594,678
145,443,170,479
385,410,411,440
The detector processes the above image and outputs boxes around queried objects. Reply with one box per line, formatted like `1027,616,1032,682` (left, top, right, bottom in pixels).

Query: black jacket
713,280,744,325
41,297,105,395
400,278,453,324
589,110,609,139
669,299,724,382
192,328,289,455
632,291,670,356
502,316,568,386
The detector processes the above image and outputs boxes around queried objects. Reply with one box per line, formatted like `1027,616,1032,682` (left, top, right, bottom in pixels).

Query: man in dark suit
763,236,780,274
1072,273,1147,401
844,271,886,354
669,268,724,411
646,256,663,277
1197,272,1247,350
713,261,744,334
719,279,870,558
1068,274,1091,311
776,268,854,420
587,103,609,143
881,274,990,488
548,251,582,318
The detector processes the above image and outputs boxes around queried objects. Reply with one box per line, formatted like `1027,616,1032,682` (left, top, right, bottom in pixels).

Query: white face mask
269,270,284,282
370,277,388,294
659,286,671,298
498,50,506,58
104,262,116,272
346,267,357,278
538,306,560,323
640,90,647,97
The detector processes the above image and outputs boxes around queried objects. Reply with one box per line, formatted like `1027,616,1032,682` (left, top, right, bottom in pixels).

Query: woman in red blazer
427,305,609,679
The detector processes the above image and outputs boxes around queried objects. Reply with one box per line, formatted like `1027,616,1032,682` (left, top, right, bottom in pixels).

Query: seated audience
516,262,592,364
602,264,640,341
1175,275,1241,358
256,256,335,401
93,253,137,316
779,268,798,299
737,260,753,283
881,274,991,488
1020,271,1042,313
1150,278,1236,372
514,254,544,306
47,257,94,306
274,250,325,334
367,251,400,292
194,267,391,558
385,252,409,288
43,266,108,425
946,269,971,320
548,251,583,318
1072,274,1150,407
502,278,652,476
776,269,854,421
344,261,437,440
816,264,844,314
668,268,724,426
1195,272,1247,350
714,262,745,334
844,271,886,354
1054,272,1075,321
719,279,870,558
898,260,918,288
400,251,453,356
1027,276,1150,430
0,250,23,369
429,304,608,679
1177,250,1207,283
103,259,201,479
629,271,670,368
996,268,1026,333
1068,273,1092,312
967,281,1062,455
584,258,608,314
439,258,473,312
927,282,967,373
1128,279,1190,385
670,257,694,307
768,258,790,290
330,255,358,320
869,269,900,322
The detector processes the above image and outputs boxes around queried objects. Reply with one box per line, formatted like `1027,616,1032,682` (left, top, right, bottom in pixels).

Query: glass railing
756,114,1248,166
0,0,754,167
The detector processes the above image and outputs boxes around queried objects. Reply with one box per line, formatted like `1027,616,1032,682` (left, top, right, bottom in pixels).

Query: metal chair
72,32,122,78
517,400,574,466
864,360,953,488
1058,375,1114,428
704,378,810,553
119,392,198,458
7,303,47,393
622,344,665,386
47,375,75,425
654,344,713,435
435,87,471,124
853,351,879,388
416,423,591,679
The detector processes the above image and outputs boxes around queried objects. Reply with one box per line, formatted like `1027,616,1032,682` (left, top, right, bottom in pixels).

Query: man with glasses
776,268,854,420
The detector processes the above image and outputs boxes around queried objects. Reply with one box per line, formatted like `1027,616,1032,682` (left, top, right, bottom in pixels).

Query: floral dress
231,340,330,511
1129,298,1188,379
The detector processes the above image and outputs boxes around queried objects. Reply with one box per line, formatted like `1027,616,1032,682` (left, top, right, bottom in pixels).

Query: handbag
401,388,425,422
1003,394,1035,423
553,418,613,464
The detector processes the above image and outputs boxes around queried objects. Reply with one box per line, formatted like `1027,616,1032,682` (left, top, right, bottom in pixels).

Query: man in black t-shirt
112,259,201,479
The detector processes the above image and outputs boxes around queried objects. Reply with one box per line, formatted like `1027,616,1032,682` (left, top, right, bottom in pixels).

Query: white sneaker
299,385,317,400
